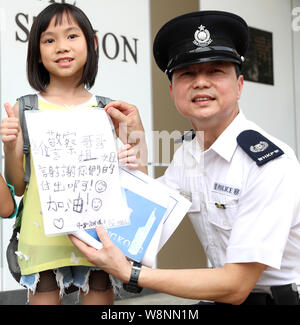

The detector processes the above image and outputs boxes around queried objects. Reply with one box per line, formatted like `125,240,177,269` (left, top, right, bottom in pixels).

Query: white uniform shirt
159,111,300,293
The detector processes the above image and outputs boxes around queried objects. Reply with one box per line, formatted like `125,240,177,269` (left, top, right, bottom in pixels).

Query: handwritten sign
25,108,130,236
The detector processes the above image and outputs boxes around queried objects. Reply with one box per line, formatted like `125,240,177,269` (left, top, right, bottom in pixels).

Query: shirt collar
187,111,249,163
209,110,248,162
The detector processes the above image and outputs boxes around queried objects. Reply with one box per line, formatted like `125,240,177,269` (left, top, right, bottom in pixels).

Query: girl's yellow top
18,95,98,275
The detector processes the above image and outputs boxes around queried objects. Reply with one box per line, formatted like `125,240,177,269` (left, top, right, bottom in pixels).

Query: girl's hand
118,144,139,169
1,103,20,151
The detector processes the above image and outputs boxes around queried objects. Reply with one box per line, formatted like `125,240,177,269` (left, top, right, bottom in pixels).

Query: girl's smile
55,57,74,67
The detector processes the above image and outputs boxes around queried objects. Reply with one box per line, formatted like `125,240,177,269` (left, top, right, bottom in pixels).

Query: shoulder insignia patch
237,130,284,166
175,129,196,143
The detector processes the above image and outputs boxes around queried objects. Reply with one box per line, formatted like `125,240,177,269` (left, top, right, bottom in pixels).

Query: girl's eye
68,34,78,39
44,38,54,44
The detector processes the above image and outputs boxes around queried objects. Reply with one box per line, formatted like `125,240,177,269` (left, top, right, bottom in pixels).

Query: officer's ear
234,64,241,78
237,74,244,100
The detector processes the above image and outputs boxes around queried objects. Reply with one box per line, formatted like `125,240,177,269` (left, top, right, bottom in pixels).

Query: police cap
153,10,249,78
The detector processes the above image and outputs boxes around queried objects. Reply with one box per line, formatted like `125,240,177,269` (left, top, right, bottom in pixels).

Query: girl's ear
94,34,99,52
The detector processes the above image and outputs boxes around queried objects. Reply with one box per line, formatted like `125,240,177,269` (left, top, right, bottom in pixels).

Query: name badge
212,182,241,198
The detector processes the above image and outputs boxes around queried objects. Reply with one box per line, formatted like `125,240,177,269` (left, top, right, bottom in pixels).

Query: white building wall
292,0,300,155
200,0,298,154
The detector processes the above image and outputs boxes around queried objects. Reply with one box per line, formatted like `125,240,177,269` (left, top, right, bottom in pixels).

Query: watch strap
123,261,143,293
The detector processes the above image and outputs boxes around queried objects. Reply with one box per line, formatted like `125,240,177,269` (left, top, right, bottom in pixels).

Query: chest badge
193,25,212,47
213,182,241,198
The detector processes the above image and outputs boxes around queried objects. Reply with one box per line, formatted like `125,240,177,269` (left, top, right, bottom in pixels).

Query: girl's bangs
53,9,75,26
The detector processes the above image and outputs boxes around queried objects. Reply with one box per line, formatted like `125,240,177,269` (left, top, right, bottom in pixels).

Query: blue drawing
85,188,167,261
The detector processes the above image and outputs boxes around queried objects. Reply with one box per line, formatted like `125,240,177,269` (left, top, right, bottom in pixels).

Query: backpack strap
18,94,39,183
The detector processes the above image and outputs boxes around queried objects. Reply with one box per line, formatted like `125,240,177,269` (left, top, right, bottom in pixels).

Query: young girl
0,3,138,305
0,173,16,219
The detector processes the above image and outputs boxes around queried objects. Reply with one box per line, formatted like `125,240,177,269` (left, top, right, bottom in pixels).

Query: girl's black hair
27,3,98,91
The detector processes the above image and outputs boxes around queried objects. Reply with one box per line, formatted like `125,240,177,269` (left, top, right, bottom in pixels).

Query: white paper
25,108,130,236
118,168,192,267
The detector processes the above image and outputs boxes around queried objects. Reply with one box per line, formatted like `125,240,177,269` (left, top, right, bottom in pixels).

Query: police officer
70,11,300,305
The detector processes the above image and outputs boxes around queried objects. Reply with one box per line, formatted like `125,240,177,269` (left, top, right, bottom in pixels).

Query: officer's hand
69,226,132,283
105,101,148,173
105,100,145,144
0,103,20,151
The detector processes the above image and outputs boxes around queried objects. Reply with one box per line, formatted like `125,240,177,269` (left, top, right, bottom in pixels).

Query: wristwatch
123,261,143,293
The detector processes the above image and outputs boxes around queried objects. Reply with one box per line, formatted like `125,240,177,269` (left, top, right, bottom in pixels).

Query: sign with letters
25,108,130,236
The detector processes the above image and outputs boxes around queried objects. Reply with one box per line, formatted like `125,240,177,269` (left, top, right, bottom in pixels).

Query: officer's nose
192,72,211,89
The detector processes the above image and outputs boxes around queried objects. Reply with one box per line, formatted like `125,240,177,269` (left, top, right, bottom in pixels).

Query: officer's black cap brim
167,56,241,80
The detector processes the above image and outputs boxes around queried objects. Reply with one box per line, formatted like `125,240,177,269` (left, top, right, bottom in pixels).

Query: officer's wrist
124,261,133,283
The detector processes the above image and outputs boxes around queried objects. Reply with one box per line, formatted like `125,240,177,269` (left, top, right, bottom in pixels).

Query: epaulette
237,130,284,166
174,129,195,144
